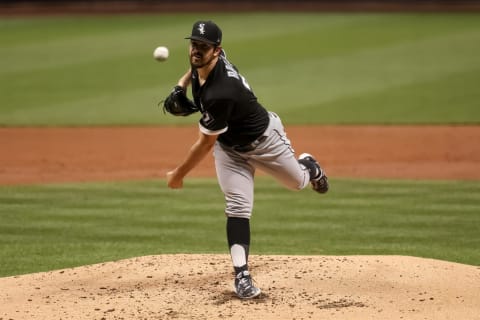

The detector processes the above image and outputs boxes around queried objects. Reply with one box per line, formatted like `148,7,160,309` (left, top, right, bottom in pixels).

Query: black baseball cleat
234,270,261,299
298,153,329,194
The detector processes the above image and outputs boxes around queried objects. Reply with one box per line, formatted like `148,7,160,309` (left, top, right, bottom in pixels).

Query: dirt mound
1,254,478,319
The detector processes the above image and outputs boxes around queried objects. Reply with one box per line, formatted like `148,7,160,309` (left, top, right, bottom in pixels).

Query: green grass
1,178,479,277
1,13,480,126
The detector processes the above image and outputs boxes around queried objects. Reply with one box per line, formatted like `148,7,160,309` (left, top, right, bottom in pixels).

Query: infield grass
1,178,479,277
1,13,480,125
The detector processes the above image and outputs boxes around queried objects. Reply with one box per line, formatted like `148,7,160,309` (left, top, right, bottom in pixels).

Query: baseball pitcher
164,20,328,299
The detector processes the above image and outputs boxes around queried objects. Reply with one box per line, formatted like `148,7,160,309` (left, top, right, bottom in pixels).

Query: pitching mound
1,255,478,319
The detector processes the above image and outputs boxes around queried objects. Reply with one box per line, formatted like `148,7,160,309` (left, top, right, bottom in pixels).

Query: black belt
232,135,267,153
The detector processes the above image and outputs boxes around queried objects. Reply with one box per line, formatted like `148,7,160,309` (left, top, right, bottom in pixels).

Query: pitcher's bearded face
190,40,216,68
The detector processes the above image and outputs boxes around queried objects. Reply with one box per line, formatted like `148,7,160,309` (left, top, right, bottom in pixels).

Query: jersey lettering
240,75,252,91
227,71,239,79
225,62,239,80
223,56,252,91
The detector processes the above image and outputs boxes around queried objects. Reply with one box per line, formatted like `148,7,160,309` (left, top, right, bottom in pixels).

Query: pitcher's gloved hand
162,86,199,116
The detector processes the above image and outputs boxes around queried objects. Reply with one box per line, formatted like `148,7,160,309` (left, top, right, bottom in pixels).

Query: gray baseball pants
214,112,310,219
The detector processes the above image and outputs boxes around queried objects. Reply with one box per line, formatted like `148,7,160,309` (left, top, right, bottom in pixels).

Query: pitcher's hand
166,170,183,189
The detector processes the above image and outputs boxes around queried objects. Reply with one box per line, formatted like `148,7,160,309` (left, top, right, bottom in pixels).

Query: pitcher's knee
224,192,253,219
225,211,251,219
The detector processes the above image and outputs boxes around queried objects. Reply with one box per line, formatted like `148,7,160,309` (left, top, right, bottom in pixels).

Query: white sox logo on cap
185,20,222,46
198,23,206,35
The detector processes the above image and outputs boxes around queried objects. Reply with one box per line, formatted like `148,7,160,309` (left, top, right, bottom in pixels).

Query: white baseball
153,46,169,61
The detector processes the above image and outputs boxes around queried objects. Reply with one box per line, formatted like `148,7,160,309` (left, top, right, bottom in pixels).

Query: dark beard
190,54,215,69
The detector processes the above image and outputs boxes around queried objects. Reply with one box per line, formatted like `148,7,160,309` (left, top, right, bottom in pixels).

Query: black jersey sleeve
198,99,234,135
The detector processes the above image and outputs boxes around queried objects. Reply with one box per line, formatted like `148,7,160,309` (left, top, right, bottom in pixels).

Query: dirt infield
1,125,479,185
1,125,480,320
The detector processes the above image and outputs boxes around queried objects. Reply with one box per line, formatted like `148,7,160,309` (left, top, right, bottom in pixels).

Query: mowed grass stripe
1,13,480,125
0,15,191,71
313,67,480,124
257,29,480,121
1,178,479,276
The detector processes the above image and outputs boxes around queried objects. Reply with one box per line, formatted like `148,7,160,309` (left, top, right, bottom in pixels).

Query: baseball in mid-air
153,46,169,61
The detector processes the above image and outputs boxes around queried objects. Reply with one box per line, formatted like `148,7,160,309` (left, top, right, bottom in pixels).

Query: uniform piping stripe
199,123,228,136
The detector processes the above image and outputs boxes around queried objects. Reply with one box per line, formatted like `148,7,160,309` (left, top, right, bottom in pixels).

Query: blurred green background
1,13,480,126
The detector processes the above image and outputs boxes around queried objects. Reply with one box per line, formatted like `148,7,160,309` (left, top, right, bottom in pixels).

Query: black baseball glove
162,86,199,117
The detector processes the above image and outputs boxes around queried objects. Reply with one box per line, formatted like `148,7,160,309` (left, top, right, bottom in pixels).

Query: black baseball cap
185,20,222,46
